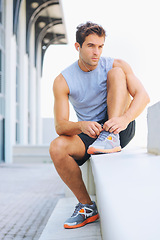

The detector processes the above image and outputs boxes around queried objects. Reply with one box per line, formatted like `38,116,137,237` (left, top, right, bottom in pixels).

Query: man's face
79,34,105,67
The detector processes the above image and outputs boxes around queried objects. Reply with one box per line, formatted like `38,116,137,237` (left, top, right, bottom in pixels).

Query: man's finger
95,122,103,131
103,121,111,131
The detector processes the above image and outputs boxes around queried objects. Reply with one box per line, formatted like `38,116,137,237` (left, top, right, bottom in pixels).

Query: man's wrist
77,121,83,133
123,112,132,124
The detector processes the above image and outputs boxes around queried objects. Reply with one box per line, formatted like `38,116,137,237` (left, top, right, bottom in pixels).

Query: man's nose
93,47,99,55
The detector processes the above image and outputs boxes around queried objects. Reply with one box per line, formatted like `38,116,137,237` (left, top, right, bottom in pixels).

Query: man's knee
107,67,126,83
49,137,66,164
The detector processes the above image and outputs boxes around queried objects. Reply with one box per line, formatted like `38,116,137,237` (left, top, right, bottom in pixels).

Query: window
0,0,4,95
0,118,5,161
0,0,2,24
0,73,2,94
0,50,1,93
0,0,4,162
0,49,1,71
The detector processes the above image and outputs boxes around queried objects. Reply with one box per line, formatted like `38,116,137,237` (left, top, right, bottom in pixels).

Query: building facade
0,0,67,163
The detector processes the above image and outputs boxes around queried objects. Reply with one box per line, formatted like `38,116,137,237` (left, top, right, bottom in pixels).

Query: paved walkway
0,162,65,240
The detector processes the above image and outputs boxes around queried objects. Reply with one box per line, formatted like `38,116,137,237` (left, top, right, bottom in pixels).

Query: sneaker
64,201,99,229
87,131,121,154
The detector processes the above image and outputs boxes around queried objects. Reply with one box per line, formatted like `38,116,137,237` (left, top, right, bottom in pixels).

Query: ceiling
13,0,67,67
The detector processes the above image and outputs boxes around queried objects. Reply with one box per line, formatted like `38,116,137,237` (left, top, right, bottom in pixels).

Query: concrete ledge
91,147,160,240
12,145,52,163
39,197,102,240
147,101,160,154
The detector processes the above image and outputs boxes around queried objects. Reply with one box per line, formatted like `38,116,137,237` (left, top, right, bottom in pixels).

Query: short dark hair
76,22,106,47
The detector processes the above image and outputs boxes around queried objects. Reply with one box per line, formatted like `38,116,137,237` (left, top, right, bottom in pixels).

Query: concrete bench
90,147,160,240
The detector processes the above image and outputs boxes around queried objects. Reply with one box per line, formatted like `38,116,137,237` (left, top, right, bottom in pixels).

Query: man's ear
75,42,80,52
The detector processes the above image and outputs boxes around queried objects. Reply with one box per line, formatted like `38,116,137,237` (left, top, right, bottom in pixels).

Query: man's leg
87,67,132,154
107,67,131,118
49,135,92,205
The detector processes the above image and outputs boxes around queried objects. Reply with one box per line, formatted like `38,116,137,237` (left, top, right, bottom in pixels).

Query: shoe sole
87,146,121,155
64,213,99,229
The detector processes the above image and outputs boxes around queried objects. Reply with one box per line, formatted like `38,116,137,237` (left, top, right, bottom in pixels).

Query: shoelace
97,131,110,141
71,203,83,217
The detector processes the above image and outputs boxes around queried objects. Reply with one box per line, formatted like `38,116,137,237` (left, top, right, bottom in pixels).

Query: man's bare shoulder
54,73,67,87
53,73,69,95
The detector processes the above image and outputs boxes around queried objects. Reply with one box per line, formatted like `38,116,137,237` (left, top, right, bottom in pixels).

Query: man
49,22,150,229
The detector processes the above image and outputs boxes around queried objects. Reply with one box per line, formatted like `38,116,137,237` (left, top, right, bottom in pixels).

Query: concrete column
36,43,42,144
19,0,28,144
28,24,36,144
5,0,16,163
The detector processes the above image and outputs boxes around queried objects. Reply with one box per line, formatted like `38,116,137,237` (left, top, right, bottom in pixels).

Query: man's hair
76,22,106,47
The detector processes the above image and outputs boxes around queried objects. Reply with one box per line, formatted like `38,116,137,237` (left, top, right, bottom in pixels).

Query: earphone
78,48,91,72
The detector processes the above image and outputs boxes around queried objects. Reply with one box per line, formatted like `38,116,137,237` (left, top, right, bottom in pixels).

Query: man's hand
103,116,129,134
80,121,103,138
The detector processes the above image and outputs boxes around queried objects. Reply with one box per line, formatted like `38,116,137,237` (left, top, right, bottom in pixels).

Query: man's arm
103,59,150,134
53,74,102,137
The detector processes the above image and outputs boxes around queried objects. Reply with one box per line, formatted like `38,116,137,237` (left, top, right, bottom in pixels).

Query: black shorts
74,116,136,166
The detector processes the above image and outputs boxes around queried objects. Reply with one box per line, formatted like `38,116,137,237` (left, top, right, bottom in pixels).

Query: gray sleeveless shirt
61,57,114,122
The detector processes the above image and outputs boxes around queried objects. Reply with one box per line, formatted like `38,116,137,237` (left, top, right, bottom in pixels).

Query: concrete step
12,145,52,163
39,197,102,240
